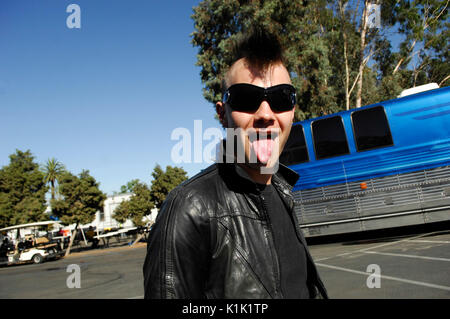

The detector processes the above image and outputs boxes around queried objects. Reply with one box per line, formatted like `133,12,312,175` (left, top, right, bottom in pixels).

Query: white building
90,193,133,230
64,193,159,231
1,194,159,243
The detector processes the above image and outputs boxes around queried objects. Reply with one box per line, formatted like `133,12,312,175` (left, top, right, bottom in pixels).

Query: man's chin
243,158,280,175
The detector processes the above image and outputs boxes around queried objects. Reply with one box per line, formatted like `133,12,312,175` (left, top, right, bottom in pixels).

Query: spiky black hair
232,25,284,70
222,25,285,91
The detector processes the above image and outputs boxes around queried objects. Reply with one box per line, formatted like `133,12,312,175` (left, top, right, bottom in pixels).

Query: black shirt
258,183,309,298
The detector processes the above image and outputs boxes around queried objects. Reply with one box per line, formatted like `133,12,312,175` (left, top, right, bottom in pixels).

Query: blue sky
0,1,431,197
0,0,221,195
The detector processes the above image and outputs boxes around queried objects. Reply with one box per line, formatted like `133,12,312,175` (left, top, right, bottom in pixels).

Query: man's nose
254,100,275,124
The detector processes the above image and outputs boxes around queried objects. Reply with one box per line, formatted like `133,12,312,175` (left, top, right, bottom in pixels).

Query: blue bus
280,84,450,237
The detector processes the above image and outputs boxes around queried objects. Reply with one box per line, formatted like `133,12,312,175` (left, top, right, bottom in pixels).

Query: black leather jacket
143,162,328,299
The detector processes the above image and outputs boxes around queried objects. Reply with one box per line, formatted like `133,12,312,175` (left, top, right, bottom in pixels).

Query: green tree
150,165,188,209
191,0,342,121
0,150,48,228
42,158,66,201
51,170,106,256
113,182,154,227
119,179,140,194
391,0,449,86
192,0,448,120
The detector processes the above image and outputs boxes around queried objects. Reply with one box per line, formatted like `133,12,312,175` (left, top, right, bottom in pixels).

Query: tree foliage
0,150,48,228
42,158,66,201
113,182,154,227
150,165,188,209
191,0,449,120
391,0,449,87
50,170,106,227
119,179,140,194
112,165,187,226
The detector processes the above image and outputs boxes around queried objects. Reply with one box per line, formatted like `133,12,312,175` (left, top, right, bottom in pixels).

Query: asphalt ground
307,223,450,299
0,222,449,299
0,242,147,299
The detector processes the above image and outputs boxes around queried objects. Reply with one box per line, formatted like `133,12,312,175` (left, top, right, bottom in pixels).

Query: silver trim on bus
300,205,450,228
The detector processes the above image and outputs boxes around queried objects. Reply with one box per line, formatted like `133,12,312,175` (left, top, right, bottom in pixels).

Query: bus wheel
32,254,43,264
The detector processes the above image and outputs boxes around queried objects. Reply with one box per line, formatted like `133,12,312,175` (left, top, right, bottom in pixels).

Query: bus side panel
297,165,450,237
388,88,450,152
292,86,450,237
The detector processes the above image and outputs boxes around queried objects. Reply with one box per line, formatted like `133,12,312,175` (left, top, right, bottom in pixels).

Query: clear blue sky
0,0,221,195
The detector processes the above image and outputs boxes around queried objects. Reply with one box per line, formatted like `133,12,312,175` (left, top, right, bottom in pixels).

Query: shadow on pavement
305,220,450,246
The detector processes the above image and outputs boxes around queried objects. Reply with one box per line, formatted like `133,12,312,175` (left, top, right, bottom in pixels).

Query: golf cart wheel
32,254,43,264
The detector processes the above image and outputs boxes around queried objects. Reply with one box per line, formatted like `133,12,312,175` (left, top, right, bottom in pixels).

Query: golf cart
0,221,64,265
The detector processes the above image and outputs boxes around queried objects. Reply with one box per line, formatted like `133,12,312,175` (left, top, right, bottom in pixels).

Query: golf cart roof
0,221,61,232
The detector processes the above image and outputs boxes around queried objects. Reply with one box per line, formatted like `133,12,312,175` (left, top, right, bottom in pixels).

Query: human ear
216,101,228,128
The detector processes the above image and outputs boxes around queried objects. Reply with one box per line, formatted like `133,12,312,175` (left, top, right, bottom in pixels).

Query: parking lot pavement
0,243,147,299
308,229,450,298
1,225,449,299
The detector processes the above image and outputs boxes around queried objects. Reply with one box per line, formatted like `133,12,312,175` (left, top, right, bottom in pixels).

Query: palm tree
43,158,66,201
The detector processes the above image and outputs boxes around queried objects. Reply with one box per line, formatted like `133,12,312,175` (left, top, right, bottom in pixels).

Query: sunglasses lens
268,85,296,112
224,84,295,112
226,84,262,112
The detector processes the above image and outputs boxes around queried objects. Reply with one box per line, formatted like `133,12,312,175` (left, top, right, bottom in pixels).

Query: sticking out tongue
251,138,274,164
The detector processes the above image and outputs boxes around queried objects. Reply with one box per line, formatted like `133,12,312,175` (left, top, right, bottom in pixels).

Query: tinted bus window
280,124,309,165
352,106,393,151
312,116,349,160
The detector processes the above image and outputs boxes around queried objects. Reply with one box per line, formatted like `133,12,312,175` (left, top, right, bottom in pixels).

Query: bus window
351,106,394,152
312,116,350,160
280,124,309,165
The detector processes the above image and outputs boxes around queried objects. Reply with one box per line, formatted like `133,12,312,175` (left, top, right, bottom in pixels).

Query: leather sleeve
143,187,211,299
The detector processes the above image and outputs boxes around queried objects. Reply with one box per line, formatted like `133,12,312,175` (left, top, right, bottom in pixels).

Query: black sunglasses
222,83,296,112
